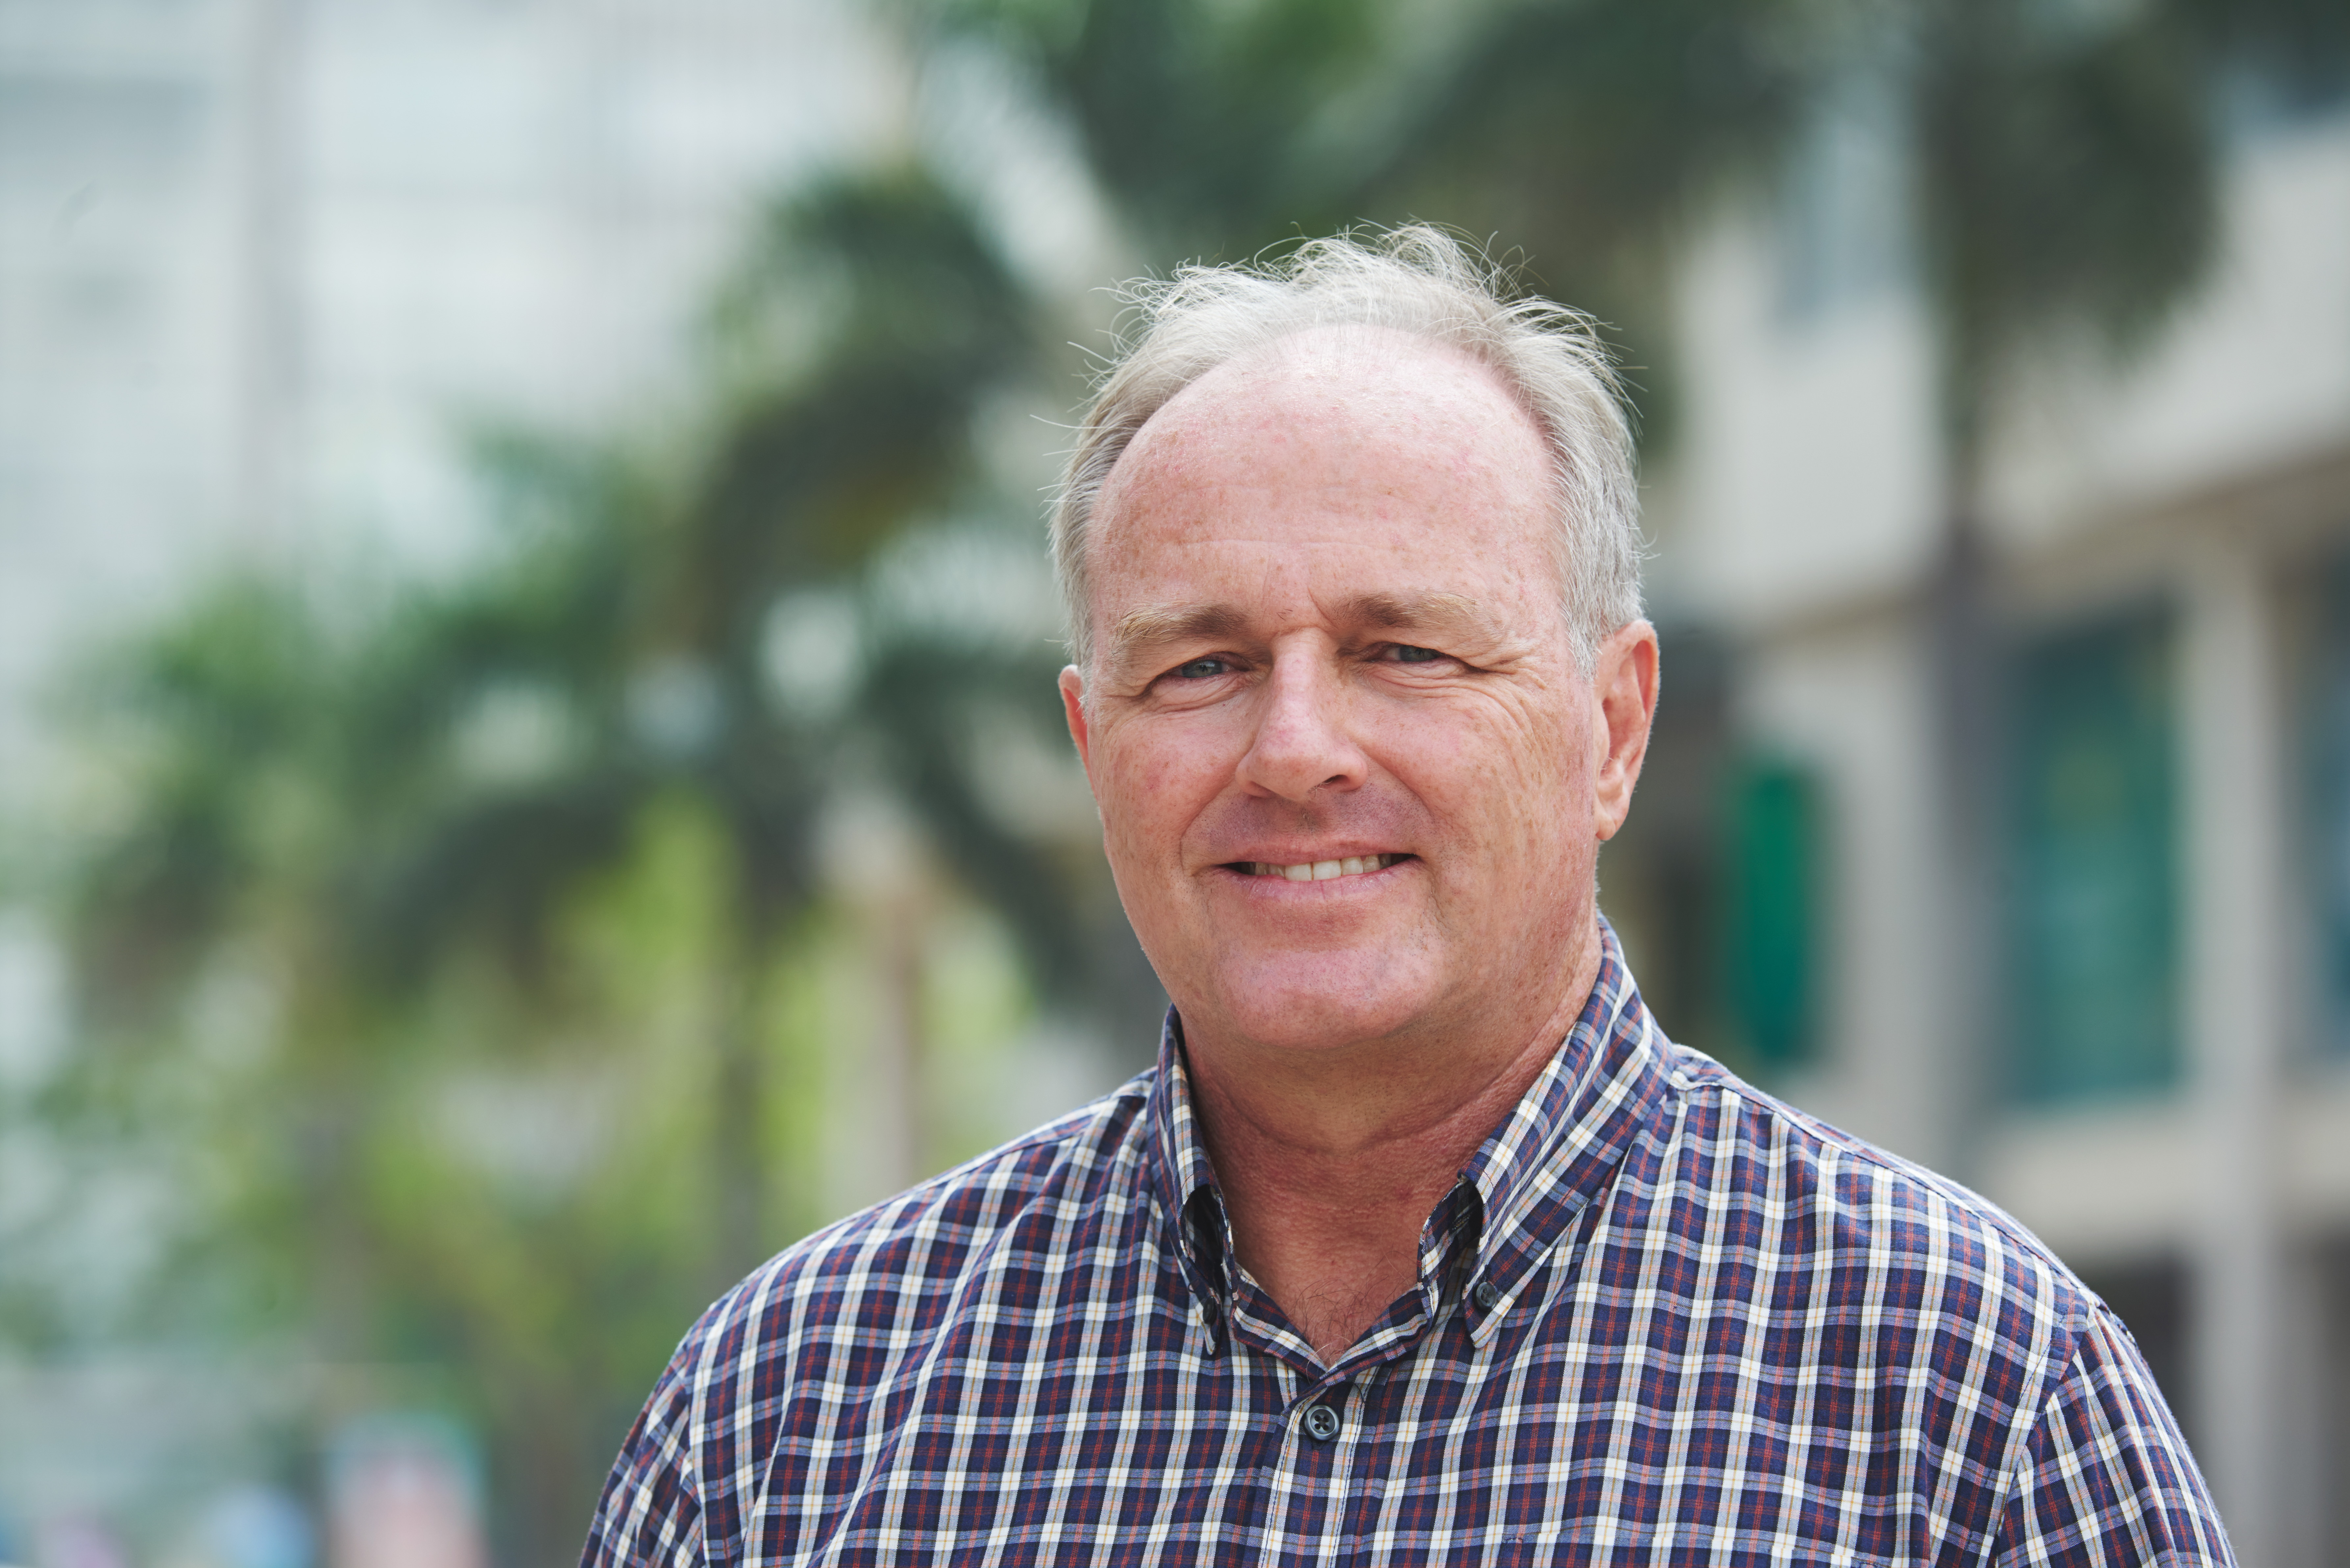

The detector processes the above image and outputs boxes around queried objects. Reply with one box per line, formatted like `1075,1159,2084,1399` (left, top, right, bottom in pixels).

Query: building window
2008,608,2181,1103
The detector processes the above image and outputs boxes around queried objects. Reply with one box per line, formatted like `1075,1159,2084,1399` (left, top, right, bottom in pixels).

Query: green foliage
1386,0,1819,277
1915,0,2222,456
703,165,1040,597
937,0,1391,255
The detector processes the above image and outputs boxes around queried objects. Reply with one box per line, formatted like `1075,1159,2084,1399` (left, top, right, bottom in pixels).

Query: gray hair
1051,225,1643,674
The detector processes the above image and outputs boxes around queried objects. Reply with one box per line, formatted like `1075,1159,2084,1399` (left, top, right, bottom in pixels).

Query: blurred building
1635,87,2350,1564
0,0,903,810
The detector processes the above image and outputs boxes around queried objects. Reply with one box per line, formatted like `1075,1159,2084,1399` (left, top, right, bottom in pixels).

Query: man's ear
1059,665,1093,775
1592,620,1659,842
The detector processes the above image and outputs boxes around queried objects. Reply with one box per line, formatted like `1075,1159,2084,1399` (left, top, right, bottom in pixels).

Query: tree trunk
1924,465,2002,1182
710,909,773,1294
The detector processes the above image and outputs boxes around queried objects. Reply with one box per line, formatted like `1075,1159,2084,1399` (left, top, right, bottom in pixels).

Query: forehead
1088,328,1557,620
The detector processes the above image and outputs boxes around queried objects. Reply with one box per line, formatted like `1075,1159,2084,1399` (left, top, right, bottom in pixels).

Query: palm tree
370,164,1087,1278
54,163,1096,1559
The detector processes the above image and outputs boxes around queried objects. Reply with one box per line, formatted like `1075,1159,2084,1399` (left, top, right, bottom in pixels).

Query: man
583,229,2228,1564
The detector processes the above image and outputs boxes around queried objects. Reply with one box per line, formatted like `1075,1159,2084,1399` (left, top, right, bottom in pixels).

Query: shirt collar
1143,920,1676,1340
1143,1009,1234,1321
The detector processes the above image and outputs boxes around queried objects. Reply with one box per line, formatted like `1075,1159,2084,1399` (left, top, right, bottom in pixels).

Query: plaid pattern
583,928,2230,1565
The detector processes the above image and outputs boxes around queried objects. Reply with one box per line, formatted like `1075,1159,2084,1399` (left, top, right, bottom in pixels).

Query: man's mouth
1234,854,1407,882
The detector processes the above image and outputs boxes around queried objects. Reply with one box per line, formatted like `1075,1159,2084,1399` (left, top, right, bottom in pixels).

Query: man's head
1056,229,1658,1065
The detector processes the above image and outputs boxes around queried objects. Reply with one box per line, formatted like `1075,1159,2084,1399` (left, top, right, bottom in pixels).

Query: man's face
1062,328,1650,1061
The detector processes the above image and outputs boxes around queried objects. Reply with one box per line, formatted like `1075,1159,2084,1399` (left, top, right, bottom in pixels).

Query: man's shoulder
1614,1047,2225,1560
1652,1039,2095,1341
580,1075,1165,1563
691,1070,1159,1353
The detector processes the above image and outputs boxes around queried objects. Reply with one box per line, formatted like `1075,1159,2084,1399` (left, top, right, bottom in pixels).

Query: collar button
1473,1277,1501,1311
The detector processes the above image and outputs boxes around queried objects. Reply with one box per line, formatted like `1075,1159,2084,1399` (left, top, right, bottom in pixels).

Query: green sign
1722,758,1818,1071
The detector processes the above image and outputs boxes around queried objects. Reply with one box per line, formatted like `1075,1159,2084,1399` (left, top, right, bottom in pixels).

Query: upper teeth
1248,855,1398,881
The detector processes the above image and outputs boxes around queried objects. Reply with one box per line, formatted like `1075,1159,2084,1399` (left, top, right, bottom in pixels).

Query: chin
1205,950,1441,1053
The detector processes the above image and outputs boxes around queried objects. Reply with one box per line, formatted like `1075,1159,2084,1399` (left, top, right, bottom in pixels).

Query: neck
1184,920,1603,1364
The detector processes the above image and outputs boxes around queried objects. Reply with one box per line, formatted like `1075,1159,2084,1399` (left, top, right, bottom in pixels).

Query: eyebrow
1102,603,1250,686
1110,601,1251,655
1342,591,1491,642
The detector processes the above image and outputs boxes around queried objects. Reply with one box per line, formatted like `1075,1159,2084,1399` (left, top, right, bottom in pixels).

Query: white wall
0,0,905,816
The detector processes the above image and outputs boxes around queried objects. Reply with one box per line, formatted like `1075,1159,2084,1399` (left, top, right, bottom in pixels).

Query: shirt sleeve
577,1343,709,1568
1994,1304,2235,1565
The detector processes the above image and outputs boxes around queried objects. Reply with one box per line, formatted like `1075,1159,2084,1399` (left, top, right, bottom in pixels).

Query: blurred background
1,0,2346,1561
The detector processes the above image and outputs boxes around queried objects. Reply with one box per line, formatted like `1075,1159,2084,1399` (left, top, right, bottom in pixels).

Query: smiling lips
1238,853,1407,882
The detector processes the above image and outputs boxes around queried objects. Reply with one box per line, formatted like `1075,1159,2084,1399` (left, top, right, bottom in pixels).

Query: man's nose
1234,648,1369,802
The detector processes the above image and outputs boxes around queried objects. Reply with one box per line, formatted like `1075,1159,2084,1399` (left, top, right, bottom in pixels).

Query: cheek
1505,747,1584,846
1412,696,1580,795
1096,724,1223,853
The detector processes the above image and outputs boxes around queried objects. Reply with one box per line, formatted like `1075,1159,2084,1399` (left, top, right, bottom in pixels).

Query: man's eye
1389,644,1443,664
1173,657,1232,680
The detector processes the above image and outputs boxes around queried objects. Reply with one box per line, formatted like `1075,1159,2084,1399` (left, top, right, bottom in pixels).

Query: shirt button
1304,1403,1341,1441
1473,1278,1501,1311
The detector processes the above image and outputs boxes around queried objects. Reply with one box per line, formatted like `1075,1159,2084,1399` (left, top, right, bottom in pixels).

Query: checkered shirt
583,928,2231,1565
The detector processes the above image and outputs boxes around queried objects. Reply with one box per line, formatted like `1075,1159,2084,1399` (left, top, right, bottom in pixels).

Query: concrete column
233,0,304,552
2180,544,2304,1561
